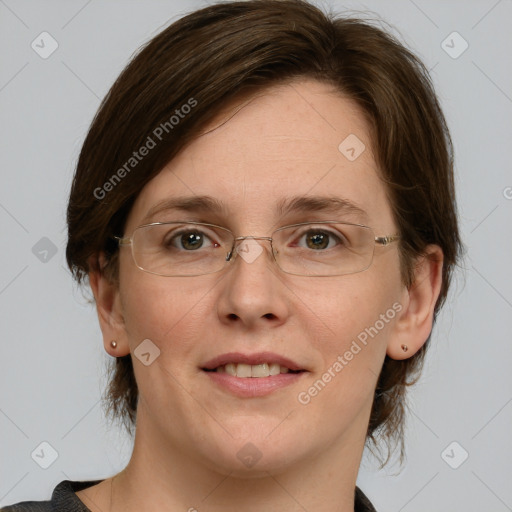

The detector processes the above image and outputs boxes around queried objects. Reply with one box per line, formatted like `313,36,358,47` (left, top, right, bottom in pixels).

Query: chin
197,428,310,477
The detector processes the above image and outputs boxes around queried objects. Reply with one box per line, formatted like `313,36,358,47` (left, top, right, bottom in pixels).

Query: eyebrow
276,195,369,222
142,194,369,224
142,196,228,224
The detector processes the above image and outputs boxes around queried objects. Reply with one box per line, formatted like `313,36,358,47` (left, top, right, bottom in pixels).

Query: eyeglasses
115,221,400,277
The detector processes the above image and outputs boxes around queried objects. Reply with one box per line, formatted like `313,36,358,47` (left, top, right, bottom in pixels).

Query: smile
201,352,307,397
205,362,299,378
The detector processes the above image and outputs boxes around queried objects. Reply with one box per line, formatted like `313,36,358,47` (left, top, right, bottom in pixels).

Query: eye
165,228,218,251
302,230,340,250
296,228,345,251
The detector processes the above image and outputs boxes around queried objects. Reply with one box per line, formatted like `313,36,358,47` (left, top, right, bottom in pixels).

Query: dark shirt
1,479,377,511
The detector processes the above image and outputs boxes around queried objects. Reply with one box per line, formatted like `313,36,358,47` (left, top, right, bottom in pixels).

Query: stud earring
110,340,117,349
401,344,408,352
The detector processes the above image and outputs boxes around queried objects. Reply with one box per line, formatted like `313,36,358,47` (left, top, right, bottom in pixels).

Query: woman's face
115,79,406,475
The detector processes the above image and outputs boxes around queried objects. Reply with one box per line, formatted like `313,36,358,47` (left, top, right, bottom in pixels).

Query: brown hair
66,0,462,466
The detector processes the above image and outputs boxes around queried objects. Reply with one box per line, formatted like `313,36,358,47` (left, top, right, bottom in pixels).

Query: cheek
300,267,400,343
292,277,401,435
294,256,403,388
119,266,216,361
288,276,402,449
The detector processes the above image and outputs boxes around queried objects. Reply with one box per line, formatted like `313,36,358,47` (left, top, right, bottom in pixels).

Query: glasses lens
272,222,375,276
131,223,233,276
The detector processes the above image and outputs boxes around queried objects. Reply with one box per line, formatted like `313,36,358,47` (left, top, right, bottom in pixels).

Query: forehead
127,79,394,232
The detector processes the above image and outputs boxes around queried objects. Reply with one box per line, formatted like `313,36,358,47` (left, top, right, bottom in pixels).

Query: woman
2,0,461,510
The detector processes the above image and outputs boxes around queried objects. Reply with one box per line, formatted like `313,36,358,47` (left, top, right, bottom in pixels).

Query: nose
216,236,290,329
226,236,274,263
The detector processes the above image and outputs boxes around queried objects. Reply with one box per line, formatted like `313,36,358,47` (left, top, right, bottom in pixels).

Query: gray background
1,0,511,510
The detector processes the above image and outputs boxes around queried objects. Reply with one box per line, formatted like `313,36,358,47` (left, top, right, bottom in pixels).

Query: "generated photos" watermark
297,301,402,405
94,98,198,200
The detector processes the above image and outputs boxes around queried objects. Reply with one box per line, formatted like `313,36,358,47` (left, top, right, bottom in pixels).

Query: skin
77,79,443,512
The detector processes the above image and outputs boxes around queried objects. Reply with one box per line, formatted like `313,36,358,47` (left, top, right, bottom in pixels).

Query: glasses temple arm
114,236,132,246
375,234,401,246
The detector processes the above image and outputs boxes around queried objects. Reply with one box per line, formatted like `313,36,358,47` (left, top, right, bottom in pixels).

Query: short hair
66,0,462,466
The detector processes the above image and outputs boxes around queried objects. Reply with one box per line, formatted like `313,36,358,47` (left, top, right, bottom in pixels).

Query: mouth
203,362,303,378
201,352,307,397
201,351,305,375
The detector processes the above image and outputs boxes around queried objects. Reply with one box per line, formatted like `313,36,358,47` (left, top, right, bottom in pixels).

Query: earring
401,344,408,353
110,340,117,349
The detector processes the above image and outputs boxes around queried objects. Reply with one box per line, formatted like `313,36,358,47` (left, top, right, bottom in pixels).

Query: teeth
215,363,294,378
237,363,252,378
251,363,269,377
269,363,280,376
225,363,236,376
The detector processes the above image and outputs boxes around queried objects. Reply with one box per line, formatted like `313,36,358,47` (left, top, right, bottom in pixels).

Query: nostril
263,313,276,319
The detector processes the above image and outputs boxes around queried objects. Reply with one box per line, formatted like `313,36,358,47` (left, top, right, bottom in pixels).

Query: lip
201,351,304,372
204,371,305,397
201,351,307,398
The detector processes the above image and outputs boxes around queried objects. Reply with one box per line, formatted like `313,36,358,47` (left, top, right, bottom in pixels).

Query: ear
88,253,130,357
387,245,444,360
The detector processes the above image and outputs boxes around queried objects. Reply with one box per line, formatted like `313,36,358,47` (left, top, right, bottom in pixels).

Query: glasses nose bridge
233,235,273,243
228,235,275,263
232,235,274,250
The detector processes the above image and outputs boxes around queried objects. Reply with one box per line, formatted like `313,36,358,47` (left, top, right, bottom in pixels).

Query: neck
110,411,368,512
